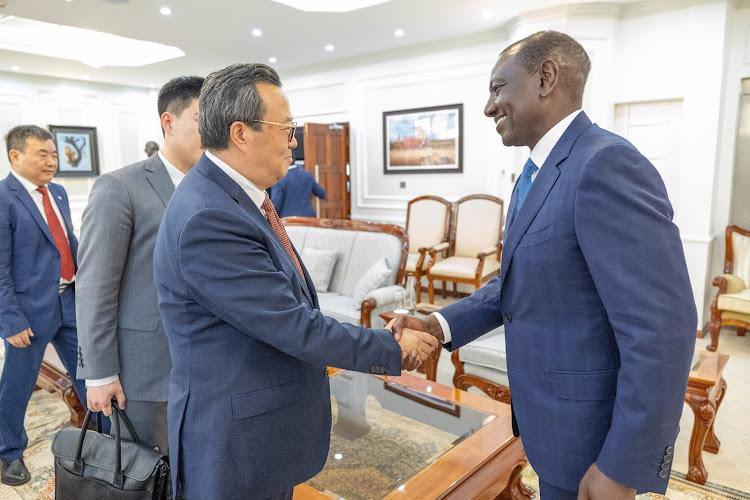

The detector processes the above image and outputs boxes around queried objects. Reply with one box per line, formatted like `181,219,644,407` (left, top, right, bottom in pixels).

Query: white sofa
283,217,409,329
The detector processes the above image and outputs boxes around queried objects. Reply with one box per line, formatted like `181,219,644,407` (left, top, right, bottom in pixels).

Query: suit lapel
6,174,56,247
144,155,175,208
498,112,593,289
196,156,316,306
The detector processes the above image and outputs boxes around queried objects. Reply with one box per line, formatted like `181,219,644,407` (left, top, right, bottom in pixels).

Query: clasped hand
386,314,444,371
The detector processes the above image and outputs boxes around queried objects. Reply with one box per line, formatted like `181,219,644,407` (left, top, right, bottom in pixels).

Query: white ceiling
0,0,637,89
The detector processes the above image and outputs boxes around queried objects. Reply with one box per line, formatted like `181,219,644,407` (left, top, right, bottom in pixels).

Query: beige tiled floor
415,296,750,493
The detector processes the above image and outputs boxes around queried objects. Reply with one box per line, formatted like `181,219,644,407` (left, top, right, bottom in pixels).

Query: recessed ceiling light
83,74,91,79
482,9,493,20
268,0,391,12
325,44,334,52
268,57,277,63
11,65,20,71
149,83,156,88
252,28,262,37
0,15,185,68
160,6,172,15
394,29,404,37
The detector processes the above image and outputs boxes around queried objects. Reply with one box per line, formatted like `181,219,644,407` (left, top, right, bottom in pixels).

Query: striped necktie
261,195,307,284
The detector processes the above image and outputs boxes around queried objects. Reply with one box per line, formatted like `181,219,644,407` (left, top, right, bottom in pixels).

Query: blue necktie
513,158,538,222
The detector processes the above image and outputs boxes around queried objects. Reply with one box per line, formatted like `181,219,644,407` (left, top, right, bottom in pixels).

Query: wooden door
303,122,350,220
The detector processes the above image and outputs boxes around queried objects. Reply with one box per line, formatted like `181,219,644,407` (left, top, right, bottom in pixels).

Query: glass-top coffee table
294,370,530,500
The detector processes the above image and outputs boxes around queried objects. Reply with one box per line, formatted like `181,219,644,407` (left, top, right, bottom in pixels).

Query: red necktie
37,186,76,281
261,195,306,284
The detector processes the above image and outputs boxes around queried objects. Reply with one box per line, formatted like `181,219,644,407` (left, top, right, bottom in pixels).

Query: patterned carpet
2,342,749,499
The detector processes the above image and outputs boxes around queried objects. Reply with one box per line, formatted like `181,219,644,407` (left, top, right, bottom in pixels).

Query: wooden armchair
708,225,750,351
425,195,504,303
450,326,510,404
404,196,452,303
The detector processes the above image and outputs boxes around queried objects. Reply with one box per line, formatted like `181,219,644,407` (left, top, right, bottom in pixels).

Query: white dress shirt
205,150,268,212
10,169,73,287
434,110,583,344
158,151,186,187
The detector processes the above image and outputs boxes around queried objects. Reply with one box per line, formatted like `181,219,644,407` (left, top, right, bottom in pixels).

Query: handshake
386,313,446,371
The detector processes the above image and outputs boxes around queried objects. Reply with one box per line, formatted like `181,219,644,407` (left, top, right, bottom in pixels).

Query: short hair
145,141,160,150
157,76,204,118
5,125,53,155
501,30,591,105
199,63,282,150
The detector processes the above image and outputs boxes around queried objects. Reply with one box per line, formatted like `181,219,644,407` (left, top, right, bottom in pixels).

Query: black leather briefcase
51,404,169,500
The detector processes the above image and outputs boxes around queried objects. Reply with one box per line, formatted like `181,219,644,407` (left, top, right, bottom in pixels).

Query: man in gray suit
76,76,204,456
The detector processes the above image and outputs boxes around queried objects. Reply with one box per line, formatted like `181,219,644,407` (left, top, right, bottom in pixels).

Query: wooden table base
684,352,729,484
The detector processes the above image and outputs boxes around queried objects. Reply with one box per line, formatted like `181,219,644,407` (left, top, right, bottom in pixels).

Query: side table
380,303,443,381
684,350,729,484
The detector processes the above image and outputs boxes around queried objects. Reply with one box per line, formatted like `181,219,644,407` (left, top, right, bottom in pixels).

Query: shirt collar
205,150,267,211
10,168,46,194
529,109,582,168
157,151,186,187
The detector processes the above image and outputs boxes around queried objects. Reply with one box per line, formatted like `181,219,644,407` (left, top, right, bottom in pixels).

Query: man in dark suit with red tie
0,125,88,486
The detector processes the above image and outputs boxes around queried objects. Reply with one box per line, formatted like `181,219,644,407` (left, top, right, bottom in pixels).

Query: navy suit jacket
270,166,326,218
439,112,696,494
0,173,78,341
153,154,401,498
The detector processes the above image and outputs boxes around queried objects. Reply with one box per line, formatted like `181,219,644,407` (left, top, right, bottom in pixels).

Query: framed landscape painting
48,125,100,177
383,103,463,174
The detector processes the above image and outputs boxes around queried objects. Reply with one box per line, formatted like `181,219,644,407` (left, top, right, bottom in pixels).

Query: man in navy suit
0,125,88,486
153,63,438,499
270,163,326,218
394,31,696,499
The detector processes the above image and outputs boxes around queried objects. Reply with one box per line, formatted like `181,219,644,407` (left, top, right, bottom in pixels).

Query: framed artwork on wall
383,103,463,174
48,125,100,177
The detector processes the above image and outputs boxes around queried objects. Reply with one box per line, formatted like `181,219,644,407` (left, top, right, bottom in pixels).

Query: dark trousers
0,287,87,462
539,478,578,500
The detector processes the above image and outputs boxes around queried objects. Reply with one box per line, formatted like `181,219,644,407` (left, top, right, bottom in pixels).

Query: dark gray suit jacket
76,154,175,401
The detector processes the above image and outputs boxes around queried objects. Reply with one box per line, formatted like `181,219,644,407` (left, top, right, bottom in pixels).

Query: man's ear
228,121,250,149
160,112,173,136
7,149,20,165
538,59,560,97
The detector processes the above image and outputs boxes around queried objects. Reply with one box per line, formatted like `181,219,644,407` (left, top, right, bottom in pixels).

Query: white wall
0,72,160,232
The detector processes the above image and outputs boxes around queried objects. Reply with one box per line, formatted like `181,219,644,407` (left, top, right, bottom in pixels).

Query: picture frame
48,125,100,177
383,103,463,174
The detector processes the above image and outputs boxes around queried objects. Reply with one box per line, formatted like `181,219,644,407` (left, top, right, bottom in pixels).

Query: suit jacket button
659,470,668,479
370,367,376,374
504,314,512,322
666,446,673,456
661,462,670,471
663,454,672,463
324,368,329,378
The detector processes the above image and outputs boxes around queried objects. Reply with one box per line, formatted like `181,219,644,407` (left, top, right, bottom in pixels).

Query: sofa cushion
458,327,507,372
316,293,360,323
429,256,501,280
301,247,338,293
718,288,750,315
351,258,391,309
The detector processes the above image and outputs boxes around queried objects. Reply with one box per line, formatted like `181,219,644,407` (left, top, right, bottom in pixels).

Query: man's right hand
87,380,126,416
391,313,445,343
6,328,34,348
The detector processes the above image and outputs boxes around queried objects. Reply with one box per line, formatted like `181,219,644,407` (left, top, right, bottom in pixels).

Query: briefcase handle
73,400,141,490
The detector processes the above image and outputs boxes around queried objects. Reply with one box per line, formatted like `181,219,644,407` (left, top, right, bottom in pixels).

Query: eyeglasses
252,120,297,143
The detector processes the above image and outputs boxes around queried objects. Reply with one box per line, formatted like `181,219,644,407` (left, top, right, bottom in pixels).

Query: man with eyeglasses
153,63,439,499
